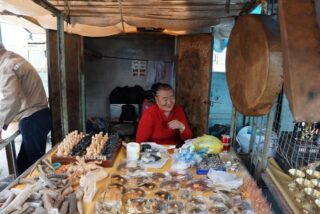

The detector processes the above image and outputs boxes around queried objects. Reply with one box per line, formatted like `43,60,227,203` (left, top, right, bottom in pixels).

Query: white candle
126,142,140,161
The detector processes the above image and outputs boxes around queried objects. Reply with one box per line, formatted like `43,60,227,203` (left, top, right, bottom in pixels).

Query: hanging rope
118,0,125,33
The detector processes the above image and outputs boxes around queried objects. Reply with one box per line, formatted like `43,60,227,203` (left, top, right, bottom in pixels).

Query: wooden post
57,14,69,136
80,70,86,134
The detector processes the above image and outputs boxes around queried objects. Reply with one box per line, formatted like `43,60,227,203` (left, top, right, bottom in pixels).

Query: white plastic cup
126,142,140,161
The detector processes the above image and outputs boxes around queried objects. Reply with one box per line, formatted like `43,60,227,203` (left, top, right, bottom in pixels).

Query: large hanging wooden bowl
226,15,283,116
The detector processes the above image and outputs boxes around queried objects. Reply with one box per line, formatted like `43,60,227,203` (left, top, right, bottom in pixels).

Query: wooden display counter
2,147,263,214
262,158,302,214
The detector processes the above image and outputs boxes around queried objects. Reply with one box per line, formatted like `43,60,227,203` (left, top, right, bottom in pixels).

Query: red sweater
136,104,192,145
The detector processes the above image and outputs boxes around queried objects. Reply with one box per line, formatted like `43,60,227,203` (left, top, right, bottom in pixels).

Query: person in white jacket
0,44,51,174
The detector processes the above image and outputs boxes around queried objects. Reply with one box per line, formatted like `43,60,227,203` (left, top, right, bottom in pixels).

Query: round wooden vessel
226,15,283,116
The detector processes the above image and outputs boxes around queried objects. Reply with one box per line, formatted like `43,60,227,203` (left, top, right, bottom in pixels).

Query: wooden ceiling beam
65,11,238,19
53,4,244,10
69,14,233,21
49,0,246,3
33,0,62,14
62,10,240,16
48,0,246,7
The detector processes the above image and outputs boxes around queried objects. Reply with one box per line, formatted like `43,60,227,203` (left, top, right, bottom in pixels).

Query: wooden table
6,147,252,214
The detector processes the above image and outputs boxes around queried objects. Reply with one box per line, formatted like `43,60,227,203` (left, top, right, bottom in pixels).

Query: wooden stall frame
33,0,69,137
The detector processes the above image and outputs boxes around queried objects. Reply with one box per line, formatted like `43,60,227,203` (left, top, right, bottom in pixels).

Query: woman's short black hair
152,83,173,96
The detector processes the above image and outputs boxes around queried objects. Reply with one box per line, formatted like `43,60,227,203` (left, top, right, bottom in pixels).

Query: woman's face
155,89,175,113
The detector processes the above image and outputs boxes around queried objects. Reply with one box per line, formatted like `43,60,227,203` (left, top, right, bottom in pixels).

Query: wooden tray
51,141,122,168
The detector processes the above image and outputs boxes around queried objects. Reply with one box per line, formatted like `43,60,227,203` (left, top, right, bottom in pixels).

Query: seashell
186,179,213,192
151,172,168,182
138,182,157,190
127,174,149,184
188,207,208,214
108,183,126,193
189,196,206,205
289,169,305,178
295,191,306,203
167,201,184,213
315,198,320,208
111,175,127,185
117,161,143,175
304,188,320,198
295,178,314,188
127,198,147,213
178,188,192,200
123,188,145,200
302,202,317,214
209,192,231,204
160,180,180,191
103,190,122,201
154,191,172,201
306,169,320,179
209,202,228,212
311,179,320,188
169,170,193,181
148,199,166,213
288,182,298,192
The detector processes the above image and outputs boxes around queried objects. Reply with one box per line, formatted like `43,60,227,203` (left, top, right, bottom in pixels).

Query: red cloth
136,104,192,145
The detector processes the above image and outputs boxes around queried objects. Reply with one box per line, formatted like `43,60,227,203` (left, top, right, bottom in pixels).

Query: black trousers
17,108,51,175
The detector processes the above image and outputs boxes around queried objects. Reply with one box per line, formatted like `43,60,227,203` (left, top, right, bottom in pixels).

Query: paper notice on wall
132,60,147,76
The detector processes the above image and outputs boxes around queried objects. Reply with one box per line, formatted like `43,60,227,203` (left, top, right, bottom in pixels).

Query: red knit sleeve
177,107,192,141
136,109,153,143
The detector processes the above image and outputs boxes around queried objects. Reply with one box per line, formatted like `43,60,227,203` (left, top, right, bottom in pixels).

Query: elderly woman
136,83,192,145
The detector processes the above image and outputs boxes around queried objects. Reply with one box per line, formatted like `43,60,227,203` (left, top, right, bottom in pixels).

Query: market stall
0,131,271,214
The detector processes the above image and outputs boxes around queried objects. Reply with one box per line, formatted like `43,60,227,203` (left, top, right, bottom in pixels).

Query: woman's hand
168,120,185,133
